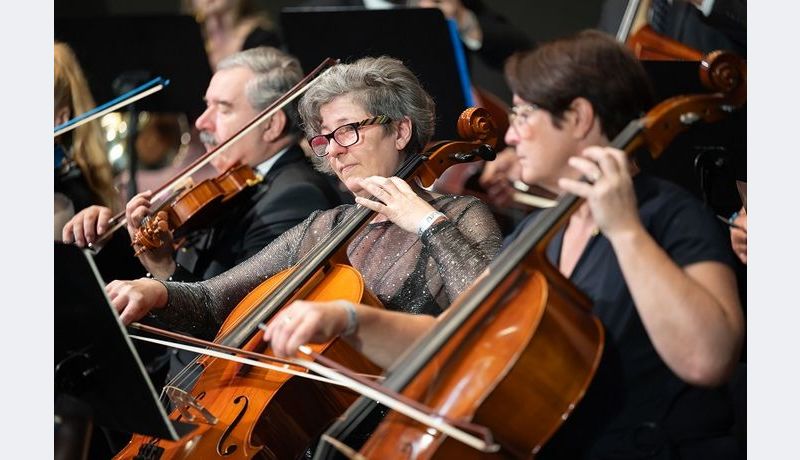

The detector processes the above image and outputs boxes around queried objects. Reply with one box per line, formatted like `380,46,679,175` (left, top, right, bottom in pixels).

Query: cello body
116,107,500,459
115,264,380,460
361,262,603,459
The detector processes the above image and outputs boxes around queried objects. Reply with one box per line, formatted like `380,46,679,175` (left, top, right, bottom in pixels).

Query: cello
114,107,499,460
312,50,746,459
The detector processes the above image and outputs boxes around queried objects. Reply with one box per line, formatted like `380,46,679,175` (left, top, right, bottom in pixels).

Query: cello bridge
164,386,218,424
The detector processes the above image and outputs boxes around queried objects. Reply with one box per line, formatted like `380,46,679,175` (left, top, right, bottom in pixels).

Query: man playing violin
62,46,344,385
100,55,500,366
63,46,342,283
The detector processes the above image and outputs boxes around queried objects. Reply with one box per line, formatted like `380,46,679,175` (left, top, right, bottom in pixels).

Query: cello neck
218,154,443,347
218,107,500,347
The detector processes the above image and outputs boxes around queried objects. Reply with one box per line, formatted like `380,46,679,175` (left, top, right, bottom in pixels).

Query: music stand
55,15,211,122
54,242,195,440
280,7,471,142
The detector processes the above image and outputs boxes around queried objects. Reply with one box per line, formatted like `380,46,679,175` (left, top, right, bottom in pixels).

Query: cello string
131,333,501,453
157,129,490,412
153,62,347,389
295,345,501,453
132,334,348,386
210,152,425,341
320,434,367,460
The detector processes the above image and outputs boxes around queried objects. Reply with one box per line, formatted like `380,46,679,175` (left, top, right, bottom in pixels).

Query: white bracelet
417,211,447,237
339,301,358,336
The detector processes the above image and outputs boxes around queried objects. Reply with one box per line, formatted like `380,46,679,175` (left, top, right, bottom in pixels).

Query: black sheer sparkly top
154,192,501,338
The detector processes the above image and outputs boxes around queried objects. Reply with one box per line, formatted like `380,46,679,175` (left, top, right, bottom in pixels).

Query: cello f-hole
217,395,248,456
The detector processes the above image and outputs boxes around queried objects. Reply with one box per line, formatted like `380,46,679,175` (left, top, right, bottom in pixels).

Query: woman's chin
344,178,364,196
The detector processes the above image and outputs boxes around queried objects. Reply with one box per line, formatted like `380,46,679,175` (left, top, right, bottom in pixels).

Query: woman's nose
326,138,347,157
504,125,520,146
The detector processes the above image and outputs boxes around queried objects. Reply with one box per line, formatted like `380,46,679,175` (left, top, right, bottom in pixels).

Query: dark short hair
505,30,655,139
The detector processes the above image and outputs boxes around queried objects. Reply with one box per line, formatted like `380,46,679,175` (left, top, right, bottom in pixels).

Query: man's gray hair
298,56,435,174
217,46,304,135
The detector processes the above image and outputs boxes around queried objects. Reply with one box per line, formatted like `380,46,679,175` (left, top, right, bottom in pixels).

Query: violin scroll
132,211,170,256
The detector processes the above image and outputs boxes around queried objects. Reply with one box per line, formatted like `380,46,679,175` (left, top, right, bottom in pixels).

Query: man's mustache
199,131,217,146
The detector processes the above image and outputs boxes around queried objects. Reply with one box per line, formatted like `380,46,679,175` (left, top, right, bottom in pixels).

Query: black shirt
503,175,739,459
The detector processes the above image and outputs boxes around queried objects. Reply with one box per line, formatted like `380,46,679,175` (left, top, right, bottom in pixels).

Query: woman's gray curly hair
298,56,436,174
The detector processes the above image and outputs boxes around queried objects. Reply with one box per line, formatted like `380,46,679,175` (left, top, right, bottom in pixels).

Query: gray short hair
217,47,304,135
298,56,435,174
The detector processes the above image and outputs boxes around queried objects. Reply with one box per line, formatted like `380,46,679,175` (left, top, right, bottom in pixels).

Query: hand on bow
105,278,168,325
261,300,354,358
61,205,113,247
558,146,641,239
355,176,439,234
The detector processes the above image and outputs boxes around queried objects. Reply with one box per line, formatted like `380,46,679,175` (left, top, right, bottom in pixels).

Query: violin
88,58,339,252
113,107,499,460
313,51,746,459
132,164,262,255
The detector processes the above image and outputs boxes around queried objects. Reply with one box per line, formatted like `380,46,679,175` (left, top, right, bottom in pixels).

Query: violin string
94,60,339,250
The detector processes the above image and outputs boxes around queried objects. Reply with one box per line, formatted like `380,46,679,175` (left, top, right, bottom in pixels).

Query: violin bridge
164,386,218,425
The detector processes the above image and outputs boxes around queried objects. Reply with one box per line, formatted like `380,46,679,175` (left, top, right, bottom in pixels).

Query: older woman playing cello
264,31,745,459
106,56,501,368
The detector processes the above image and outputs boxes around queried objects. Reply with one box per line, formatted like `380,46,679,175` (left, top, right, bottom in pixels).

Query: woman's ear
394,116,413,151
567,97,597,140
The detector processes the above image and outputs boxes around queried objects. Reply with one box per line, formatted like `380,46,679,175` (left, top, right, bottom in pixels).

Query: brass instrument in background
101,111,193,174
